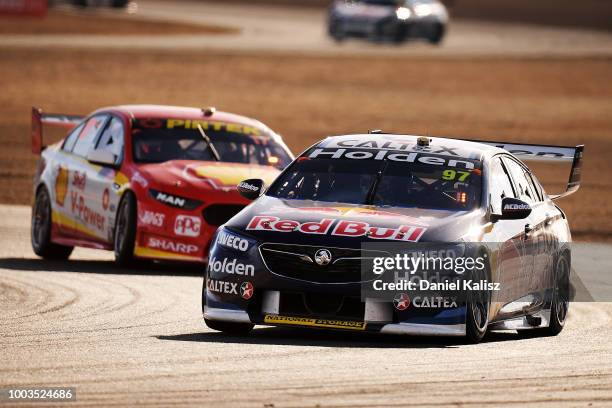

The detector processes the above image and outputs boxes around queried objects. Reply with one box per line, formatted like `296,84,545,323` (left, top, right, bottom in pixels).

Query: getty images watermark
361,243,501,303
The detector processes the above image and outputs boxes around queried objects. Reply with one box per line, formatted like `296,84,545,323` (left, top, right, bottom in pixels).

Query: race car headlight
149,189,203,210
396,7,412,20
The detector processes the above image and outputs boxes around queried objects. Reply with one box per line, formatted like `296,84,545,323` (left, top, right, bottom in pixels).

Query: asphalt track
1,0,612,57
1,204,612,407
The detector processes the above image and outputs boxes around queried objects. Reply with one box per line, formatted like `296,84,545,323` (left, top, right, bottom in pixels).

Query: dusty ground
0,9,238,36
0,49,610,239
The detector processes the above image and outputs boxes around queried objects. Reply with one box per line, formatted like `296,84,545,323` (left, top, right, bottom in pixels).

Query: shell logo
188,164,279,188
55,166,69,207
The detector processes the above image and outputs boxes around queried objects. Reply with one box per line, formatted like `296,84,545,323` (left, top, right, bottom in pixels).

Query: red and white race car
30,105,293,265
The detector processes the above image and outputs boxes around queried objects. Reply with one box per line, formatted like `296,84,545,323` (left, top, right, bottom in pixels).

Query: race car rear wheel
549,254,570,334
205,318,254,336
114,191,137,267
31,187,73,260
519,254,570,337
465,262,491,343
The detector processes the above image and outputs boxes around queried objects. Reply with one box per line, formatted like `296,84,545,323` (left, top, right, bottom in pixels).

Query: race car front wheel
114,191,137,267
205,318,254,336
428,23,445,45
31,187,73,260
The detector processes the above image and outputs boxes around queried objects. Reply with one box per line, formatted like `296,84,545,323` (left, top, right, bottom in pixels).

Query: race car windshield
132,127,291,169
267,156,482,210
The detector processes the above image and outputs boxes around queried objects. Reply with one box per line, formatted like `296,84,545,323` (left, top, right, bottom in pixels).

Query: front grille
260,243,388,283
279,291,364,320
202,204,245,226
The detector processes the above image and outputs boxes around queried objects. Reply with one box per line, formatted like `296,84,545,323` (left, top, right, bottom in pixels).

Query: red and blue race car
30,105,293,265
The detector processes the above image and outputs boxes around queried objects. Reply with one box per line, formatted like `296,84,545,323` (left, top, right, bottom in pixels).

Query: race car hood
226,196,484,247
137,160,281,199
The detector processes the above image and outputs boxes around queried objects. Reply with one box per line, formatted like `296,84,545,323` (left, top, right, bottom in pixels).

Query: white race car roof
318,134,502,161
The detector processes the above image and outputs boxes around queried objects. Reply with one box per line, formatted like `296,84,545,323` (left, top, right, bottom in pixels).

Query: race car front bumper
203,292,466,337
204,228,468,337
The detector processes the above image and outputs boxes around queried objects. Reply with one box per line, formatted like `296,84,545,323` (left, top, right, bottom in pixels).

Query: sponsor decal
330,139,460,156
149,189,202,210
102,188,110,211
503,203,530,211
238,181,259,192
240,282,254,300
307,148,475,169
247,216,426,242
174,215,201,237
314,249,332,266
209,257,255,277
263,315,366,331
147,236,198,255
134,118,262,137
72,171,86,191
70,192,105,231
263,206,428,226
207,279,238,295
412,296,458,308
216,230,249,252
156,191,185,207
182,164,279,191
139,210,165,227
132,171,149,188
393,293,411,311
55,166,69,207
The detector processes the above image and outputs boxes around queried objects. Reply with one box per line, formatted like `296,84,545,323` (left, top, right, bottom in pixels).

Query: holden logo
393,293,411,311
314,249,332,266
240,282,254,300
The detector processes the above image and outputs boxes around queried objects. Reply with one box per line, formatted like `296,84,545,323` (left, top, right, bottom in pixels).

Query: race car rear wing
473,140,584,200
31,106,83,154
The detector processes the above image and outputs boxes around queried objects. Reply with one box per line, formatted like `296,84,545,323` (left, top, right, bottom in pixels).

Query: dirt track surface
1,0,612,57
1,204,612,407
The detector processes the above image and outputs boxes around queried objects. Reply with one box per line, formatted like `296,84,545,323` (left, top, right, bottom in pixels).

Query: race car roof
96,104,272,132
317,134,503,161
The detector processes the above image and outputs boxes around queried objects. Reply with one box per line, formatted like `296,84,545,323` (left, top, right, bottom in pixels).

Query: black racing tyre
31,187,74,260
393,28,407,44
428,23,445,45
548,254,570,334
114,191,137,267
205,318,254,336
519,255,570,338
465,261,491,343
329,22,345,42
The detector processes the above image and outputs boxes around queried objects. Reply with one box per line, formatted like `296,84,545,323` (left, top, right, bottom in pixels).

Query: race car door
502,156,549,308
78,115,125,246
61,114,111,245
488,156,529,310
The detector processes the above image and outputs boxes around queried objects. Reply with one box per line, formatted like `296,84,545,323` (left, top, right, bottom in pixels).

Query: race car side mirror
492,197,532,222
237,179,265,200
87,149,117,168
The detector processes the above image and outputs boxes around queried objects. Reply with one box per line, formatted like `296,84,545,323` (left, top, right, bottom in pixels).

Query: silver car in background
328,0,448,44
